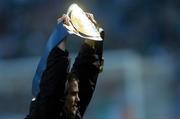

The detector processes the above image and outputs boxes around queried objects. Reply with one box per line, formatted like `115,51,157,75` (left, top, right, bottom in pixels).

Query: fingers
86,12,102,33
86,13,97,25
57,14,71,26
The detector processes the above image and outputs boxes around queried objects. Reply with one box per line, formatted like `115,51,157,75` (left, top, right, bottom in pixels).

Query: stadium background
0,0,180,119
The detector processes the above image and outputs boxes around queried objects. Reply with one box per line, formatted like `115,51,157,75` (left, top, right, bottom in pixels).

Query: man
25,13,104,119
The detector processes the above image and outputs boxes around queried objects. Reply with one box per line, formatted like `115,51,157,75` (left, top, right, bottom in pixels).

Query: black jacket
25,42,103,119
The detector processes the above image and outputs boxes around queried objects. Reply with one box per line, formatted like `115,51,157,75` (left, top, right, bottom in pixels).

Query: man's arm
25,15,71,119
71,30,104,116
32,17,69,96
27,41,69,119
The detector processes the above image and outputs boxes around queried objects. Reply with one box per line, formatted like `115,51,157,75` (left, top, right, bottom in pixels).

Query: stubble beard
64,106,76,119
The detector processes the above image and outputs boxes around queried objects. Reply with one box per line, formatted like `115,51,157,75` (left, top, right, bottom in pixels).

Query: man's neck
62,107,76,119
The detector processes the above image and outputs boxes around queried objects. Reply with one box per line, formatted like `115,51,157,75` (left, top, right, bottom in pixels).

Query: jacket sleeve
32,22,69,96
29,47,69,119
71,41,104,116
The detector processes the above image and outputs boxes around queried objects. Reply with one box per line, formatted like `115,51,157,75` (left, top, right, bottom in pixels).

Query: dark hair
67,72,79,82
64,72,79,94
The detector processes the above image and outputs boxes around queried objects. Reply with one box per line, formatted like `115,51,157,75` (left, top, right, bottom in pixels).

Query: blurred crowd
0,0,179,58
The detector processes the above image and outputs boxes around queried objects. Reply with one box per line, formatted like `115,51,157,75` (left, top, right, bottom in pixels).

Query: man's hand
57,14,71,26
86,13,97,26
86,13,101,31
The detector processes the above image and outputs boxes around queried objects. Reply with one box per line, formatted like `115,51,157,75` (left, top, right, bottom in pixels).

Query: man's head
64,73,80,118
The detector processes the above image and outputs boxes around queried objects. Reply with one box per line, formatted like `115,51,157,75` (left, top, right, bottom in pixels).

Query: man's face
64,79,80,117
